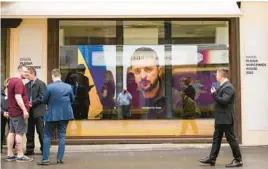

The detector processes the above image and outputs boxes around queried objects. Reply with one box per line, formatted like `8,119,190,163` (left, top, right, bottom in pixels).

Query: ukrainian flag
78,45,107,119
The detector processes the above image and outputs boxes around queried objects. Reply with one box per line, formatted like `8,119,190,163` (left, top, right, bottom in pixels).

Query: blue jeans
42,121,68,161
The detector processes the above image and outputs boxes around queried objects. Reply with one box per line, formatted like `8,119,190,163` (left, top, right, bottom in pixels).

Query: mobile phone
212,82,219,89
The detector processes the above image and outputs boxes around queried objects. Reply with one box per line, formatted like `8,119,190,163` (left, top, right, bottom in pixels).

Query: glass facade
1,28,8,85
59,20,229,137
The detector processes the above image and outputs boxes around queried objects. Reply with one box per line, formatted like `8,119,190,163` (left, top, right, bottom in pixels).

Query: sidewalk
35,143,268,152
1,145,268,169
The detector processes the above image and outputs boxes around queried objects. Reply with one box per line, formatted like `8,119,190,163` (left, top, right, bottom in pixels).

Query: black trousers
210,124,242,161
102,109,114,120
121,105,131,119
73,99,89,119
26,116,44,152
1,115,8,152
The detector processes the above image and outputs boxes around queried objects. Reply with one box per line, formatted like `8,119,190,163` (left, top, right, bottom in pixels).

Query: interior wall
9,19,47,84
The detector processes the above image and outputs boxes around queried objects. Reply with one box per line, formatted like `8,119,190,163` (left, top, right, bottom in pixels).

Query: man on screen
129,47,166,119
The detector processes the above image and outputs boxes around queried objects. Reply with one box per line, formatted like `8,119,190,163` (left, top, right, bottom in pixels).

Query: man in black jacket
25,67,47,155
200,68,243,167
76,64,91,119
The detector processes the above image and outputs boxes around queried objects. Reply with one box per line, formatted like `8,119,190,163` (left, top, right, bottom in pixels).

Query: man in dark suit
200,68,243,167
76,64,90,119
38,69,74,165
25,67,47,155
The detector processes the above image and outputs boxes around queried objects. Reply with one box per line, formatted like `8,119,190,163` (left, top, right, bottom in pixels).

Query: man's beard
140,77,159,93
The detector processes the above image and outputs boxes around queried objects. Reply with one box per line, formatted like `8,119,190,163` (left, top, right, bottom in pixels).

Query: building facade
1,1,268,145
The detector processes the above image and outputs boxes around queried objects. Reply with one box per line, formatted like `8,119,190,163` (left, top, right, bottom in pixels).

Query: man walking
117,89,132,119
199,68,243,167
38,69,74,165
6,65,33,162
25,67,47,155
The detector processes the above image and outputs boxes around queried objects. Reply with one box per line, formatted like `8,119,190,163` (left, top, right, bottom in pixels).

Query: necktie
29,80,33,102
73,85,76,95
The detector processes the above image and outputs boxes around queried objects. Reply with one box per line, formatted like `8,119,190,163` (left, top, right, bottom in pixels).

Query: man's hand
3,112,9,118
23,111,29,119
211,87,216,94
29,102,32,107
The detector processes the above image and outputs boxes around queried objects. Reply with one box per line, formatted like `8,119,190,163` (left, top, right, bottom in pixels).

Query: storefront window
1,28,8,85
123,21,166,119
59,20,229,137
59,21,117,121
171,21,229,135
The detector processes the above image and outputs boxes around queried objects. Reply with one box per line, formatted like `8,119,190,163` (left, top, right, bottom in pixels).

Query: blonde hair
217,68,228,78
3,78,10,88
51,69,61,77
104,70,115,85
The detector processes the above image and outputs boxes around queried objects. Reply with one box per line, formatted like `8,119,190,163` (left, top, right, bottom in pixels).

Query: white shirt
220,78,228,86
117,92,132,106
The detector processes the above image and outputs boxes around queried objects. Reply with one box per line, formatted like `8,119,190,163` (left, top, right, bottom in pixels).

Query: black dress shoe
37,160,50,165
57,160,64,164
200,157,216,166
24,151,34,156
226,159,243,168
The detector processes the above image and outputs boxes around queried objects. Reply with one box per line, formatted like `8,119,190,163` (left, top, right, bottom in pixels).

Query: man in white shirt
117,89,132,119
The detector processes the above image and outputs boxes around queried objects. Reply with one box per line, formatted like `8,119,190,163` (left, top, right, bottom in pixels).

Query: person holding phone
117,89,132,119
200,68,243,168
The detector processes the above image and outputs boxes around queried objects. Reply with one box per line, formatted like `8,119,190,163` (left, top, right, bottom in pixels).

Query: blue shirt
117,92,132,106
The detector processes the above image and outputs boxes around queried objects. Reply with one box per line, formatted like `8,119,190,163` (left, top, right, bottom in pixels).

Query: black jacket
183,85,196,101
25,78,47,118
76,73,90,101
212,81,235,124
1,89,8,115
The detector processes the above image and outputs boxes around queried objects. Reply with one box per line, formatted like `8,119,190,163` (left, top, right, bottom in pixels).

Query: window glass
171,21,229,135
59,20,229,137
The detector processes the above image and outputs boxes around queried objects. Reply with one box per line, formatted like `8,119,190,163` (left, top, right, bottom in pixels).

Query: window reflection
59,20,230,137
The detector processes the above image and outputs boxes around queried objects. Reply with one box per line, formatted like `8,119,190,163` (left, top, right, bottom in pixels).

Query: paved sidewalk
1,145,268,169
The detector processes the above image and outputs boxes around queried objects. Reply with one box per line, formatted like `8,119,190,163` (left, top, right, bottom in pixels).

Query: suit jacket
42,80,74,122
25,78,47,118
212,81,235,124
76,73,90,100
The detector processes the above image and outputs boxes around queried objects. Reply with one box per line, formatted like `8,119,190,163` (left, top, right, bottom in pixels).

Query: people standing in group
1,78,10,153
38,69,74,165
24,67,47,155
200,68,243,167
6,65,33,162
117,89,132,119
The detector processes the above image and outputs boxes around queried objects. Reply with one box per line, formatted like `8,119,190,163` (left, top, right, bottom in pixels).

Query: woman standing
1,78,10,153
101,71,115,119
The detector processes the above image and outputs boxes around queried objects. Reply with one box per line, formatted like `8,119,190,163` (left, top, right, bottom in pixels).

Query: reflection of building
2,1,268,145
